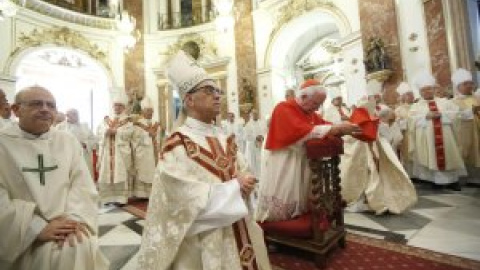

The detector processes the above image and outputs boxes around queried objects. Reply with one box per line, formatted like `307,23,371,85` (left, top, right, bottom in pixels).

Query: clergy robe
0,118,14,129
244,118,267,178
323,104,350,124
130,118,163,198
255,99,332,222
409,98,466,184
452,95,480,184
137,117,271,270
96,114,134,204
378,121,403,149
340,102,417,214
222,119,246,154
395,103,414,176
63,122,97,178
0,124,108,270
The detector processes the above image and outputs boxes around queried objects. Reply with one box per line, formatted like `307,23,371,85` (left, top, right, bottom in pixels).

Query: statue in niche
127,88,143,115
364,37,391,73
241,77,255,104
182,41,201,60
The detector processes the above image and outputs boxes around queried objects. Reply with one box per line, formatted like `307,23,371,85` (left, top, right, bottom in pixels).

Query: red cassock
265,99,331,150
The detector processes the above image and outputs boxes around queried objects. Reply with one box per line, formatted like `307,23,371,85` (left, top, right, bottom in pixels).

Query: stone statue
241,77,255,104
364,37,391,73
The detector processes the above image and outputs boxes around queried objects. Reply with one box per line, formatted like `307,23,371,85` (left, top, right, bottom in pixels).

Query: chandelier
115,10,140,51
213,0,235,33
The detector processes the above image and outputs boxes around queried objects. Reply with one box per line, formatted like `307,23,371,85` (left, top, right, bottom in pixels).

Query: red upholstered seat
259,213,331,239
259,214,313,239
349,107,379,142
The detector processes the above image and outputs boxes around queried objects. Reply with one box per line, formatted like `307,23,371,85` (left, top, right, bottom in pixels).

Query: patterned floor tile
360,211,431,231
100,245,139,270
99,224,142,246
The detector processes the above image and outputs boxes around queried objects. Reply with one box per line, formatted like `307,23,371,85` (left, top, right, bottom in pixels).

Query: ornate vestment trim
161,131,259,269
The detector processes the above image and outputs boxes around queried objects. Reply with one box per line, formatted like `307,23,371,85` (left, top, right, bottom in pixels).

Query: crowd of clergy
1,48,479,269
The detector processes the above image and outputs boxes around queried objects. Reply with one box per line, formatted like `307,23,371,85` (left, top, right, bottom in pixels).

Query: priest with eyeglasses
137,51,271,270
0,86,108,270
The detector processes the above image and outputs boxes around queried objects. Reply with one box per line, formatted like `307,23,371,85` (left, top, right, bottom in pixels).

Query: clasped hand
36,216,89,248
237,175,256,197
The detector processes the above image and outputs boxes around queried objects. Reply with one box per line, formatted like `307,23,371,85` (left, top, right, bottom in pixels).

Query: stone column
234,0,258,120
358,0,403,105
123,0,145,109
423,0,450,87
442,0,475,73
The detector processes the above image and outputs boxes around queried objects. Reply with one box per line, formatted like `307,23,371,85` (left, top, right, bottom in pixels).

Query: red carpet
123,201,480,270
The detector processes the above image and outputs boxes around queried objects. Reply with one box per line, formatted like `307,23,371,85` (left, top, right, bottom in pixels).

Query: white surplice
323,104,350,124
137,117,271,270
221,119,246,154
378,121,403,149
395,103,414,176
129,118,163,198
255,125,332,222
63,122,97,177
0,124,108,270
244,119,267,178
409,98,466,184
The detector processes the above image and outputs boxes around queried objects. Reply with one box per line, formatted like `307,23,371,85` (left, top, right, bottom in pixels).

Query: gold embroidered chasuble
138,118,271,270
97,114,134,204
452,96,480,168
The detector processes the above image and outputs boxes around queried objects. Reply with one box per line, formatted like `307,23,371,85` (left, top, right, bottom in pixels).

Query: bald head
12,86,57,135
66,108,79,124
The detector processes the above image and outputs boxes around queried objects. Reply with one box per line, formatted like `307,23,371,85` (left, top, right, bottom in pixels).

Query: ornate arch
264,0,352,68
5,26,110,75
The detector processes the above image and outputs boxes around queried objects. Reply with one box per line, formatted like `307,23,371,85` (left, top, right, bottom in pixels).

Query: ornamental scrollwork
162,33,218,64
12,27,109,69
273,0,335,34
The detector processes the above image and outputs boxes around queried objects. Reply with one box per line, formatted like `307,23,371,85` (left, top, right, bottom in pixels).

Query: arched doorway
267,10,347,105
14,47,111,131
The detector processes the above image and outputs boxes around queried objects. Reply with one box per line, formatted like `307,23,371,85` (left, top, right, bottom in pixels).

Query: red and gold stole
163,132,259,270
134,121,161,165
427,101,446,171
105,116,130,183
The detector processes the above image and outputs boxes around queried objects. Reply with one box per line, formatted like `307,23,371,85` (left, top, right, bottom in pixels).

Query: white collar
183,117,218,137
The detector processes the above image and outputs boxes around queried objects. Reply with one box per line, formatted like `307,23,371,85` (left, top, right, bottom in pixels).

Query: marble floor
97,182,480,270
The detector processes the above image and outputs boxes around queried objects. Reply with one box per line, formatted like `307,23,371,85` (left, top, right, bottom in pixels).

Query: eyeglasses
19,100,57,110
190,85,224,96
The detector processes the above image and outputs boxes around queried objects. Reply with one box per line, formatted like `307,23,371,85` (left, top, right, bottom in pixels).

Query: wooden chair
260,136,345,269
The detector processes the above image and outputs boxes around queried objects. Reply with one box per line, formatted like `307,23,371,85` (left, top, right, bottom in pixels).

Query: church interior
1,0,480,269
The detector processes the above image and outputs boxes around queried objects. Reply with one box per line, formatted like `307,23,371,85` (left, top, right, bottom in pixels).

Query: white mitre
396,82,412,96
141,96,153,109
366,79,382,96
166,50,212,99
111,88,129,105
451,68,473,90
413,70,436,90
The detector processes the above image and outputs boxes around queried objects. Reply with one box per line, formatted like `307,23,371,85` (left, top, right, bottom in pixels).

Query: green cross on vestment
22,154,58,186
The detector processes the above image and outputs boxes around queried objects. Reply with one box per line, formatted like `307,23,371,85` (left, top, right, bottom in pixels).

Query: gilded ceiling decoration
163,33,218,64
272,0,335,34
12,26,109,69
